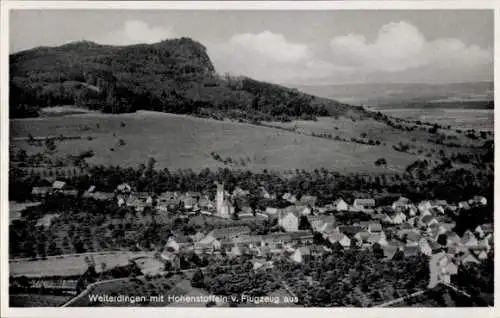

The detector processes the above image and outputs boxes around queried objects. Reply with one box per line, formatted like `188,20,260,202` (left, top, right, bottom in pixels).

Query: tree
437,234,447,246
191,269,205,288
374,158,387,166
372,243,384,259
298,215,311,230
45,138,57,152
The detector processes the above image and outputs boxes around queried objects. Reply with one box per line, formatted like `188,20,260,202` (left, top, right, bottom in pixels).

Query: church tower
216,183,225,215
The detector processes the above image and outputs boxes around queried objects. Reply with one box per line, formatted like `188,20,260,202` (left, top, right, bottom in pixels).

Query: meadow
9,251,153,278
372,108,494,131
10,111,421,174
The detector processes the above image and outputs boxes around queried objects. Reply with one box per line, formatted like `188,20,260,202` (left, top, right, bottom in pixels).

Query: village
24,178,493,290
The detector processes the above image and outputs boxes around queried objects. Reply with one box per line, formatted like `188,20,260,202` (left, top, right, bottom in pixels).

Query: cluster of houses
29,181,492,279
158,191,492,282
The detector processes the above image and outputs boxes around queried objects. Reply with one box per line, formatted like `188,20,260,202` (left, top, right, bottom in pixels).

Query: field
372,108,494,131
10,111,424,173
10,251,153,278
10,294,71,307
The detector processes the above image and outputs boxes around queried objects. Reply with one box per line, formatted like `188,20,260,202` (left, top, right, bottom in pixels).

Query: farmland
10,110,424,174
9,251,154,278
372,108,494,131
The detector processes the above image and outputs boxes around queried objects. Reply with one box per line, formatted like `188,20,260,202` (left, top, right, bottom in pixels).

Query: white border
1,1,499,318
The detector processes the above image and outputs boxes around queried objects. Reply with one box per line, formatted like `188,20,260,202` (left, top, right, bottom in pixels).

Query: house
35,213,60,228
400,222,413,230
165,235,192,253
469,195,488,206
428,252,458,288
418,201,432,215
419,215,439,228
396,228,420,240
289,231,314,244
278,210,300,232
261,233,293,249
180,195,198,210
298,195,317,207
475,223,493,239
367,222,383,233
252,259,274,271
116,183,132,194
161,251,181,269
456,252,480,265
431,200,448,207
194,234,222,254
126,196,146,212
232,187,249,198
228,244,247,258
84,191,114,201
52,180,66,190
438,223,455,235
368,232,388,246
458,201,470,210
354,231,387,247
198,197,215,211
333,198,348,212
419,238,433,256
264,207,279,217
431,205,445,215
31,186,51,198
461,230,479,247
352,198,376,210
408,205,418,217
282,193,298,204
403,245,420,257
291,247,311,263
407,217,417,227
308,215,336,232
404,231,422,246
445,231,461,247
447,244,469,256
392,212,407,225
392,197,411,211
470,246,489,260
190,231,206,243
471,196,487,206
382,245,402,260
328,231,351,248
336,225,363,237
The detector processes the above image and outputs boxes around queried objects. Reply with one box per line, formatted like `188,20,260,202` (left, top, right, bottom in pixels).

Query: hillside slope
10,39,361,121
10,111,418,174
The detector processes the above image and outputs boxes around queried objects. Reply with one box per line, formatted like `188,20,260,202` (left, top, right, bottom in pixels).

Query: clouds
92,19,492,84
329,21,492,75
93,20,177,46
208,31,353,84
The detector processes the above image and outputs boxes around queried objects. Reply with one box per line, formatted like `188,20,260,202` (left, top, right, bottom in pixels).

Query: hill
10,39,360,121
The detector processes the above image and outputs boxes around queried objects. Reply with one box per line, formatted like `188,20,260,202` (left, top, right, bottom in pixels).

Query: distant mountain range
293,82,494,109
9,38,361,121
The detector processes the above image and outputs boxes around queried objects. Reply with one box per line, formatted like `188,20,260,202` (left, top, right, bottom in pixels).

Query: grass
10,111,427,174
9,251,152,278
10,294,72,307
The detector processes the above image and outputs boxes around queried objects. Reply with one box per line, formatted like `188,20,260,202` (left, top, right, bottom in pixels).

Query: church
216,183,234,218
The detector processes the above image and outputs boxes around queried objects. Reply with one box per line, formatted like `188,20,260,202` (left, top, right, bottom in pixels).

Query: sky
10,10,494,85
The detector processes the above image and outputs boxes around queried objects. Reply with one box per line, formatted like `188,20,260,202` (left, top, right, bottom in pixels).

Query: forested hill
10,38,362,121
